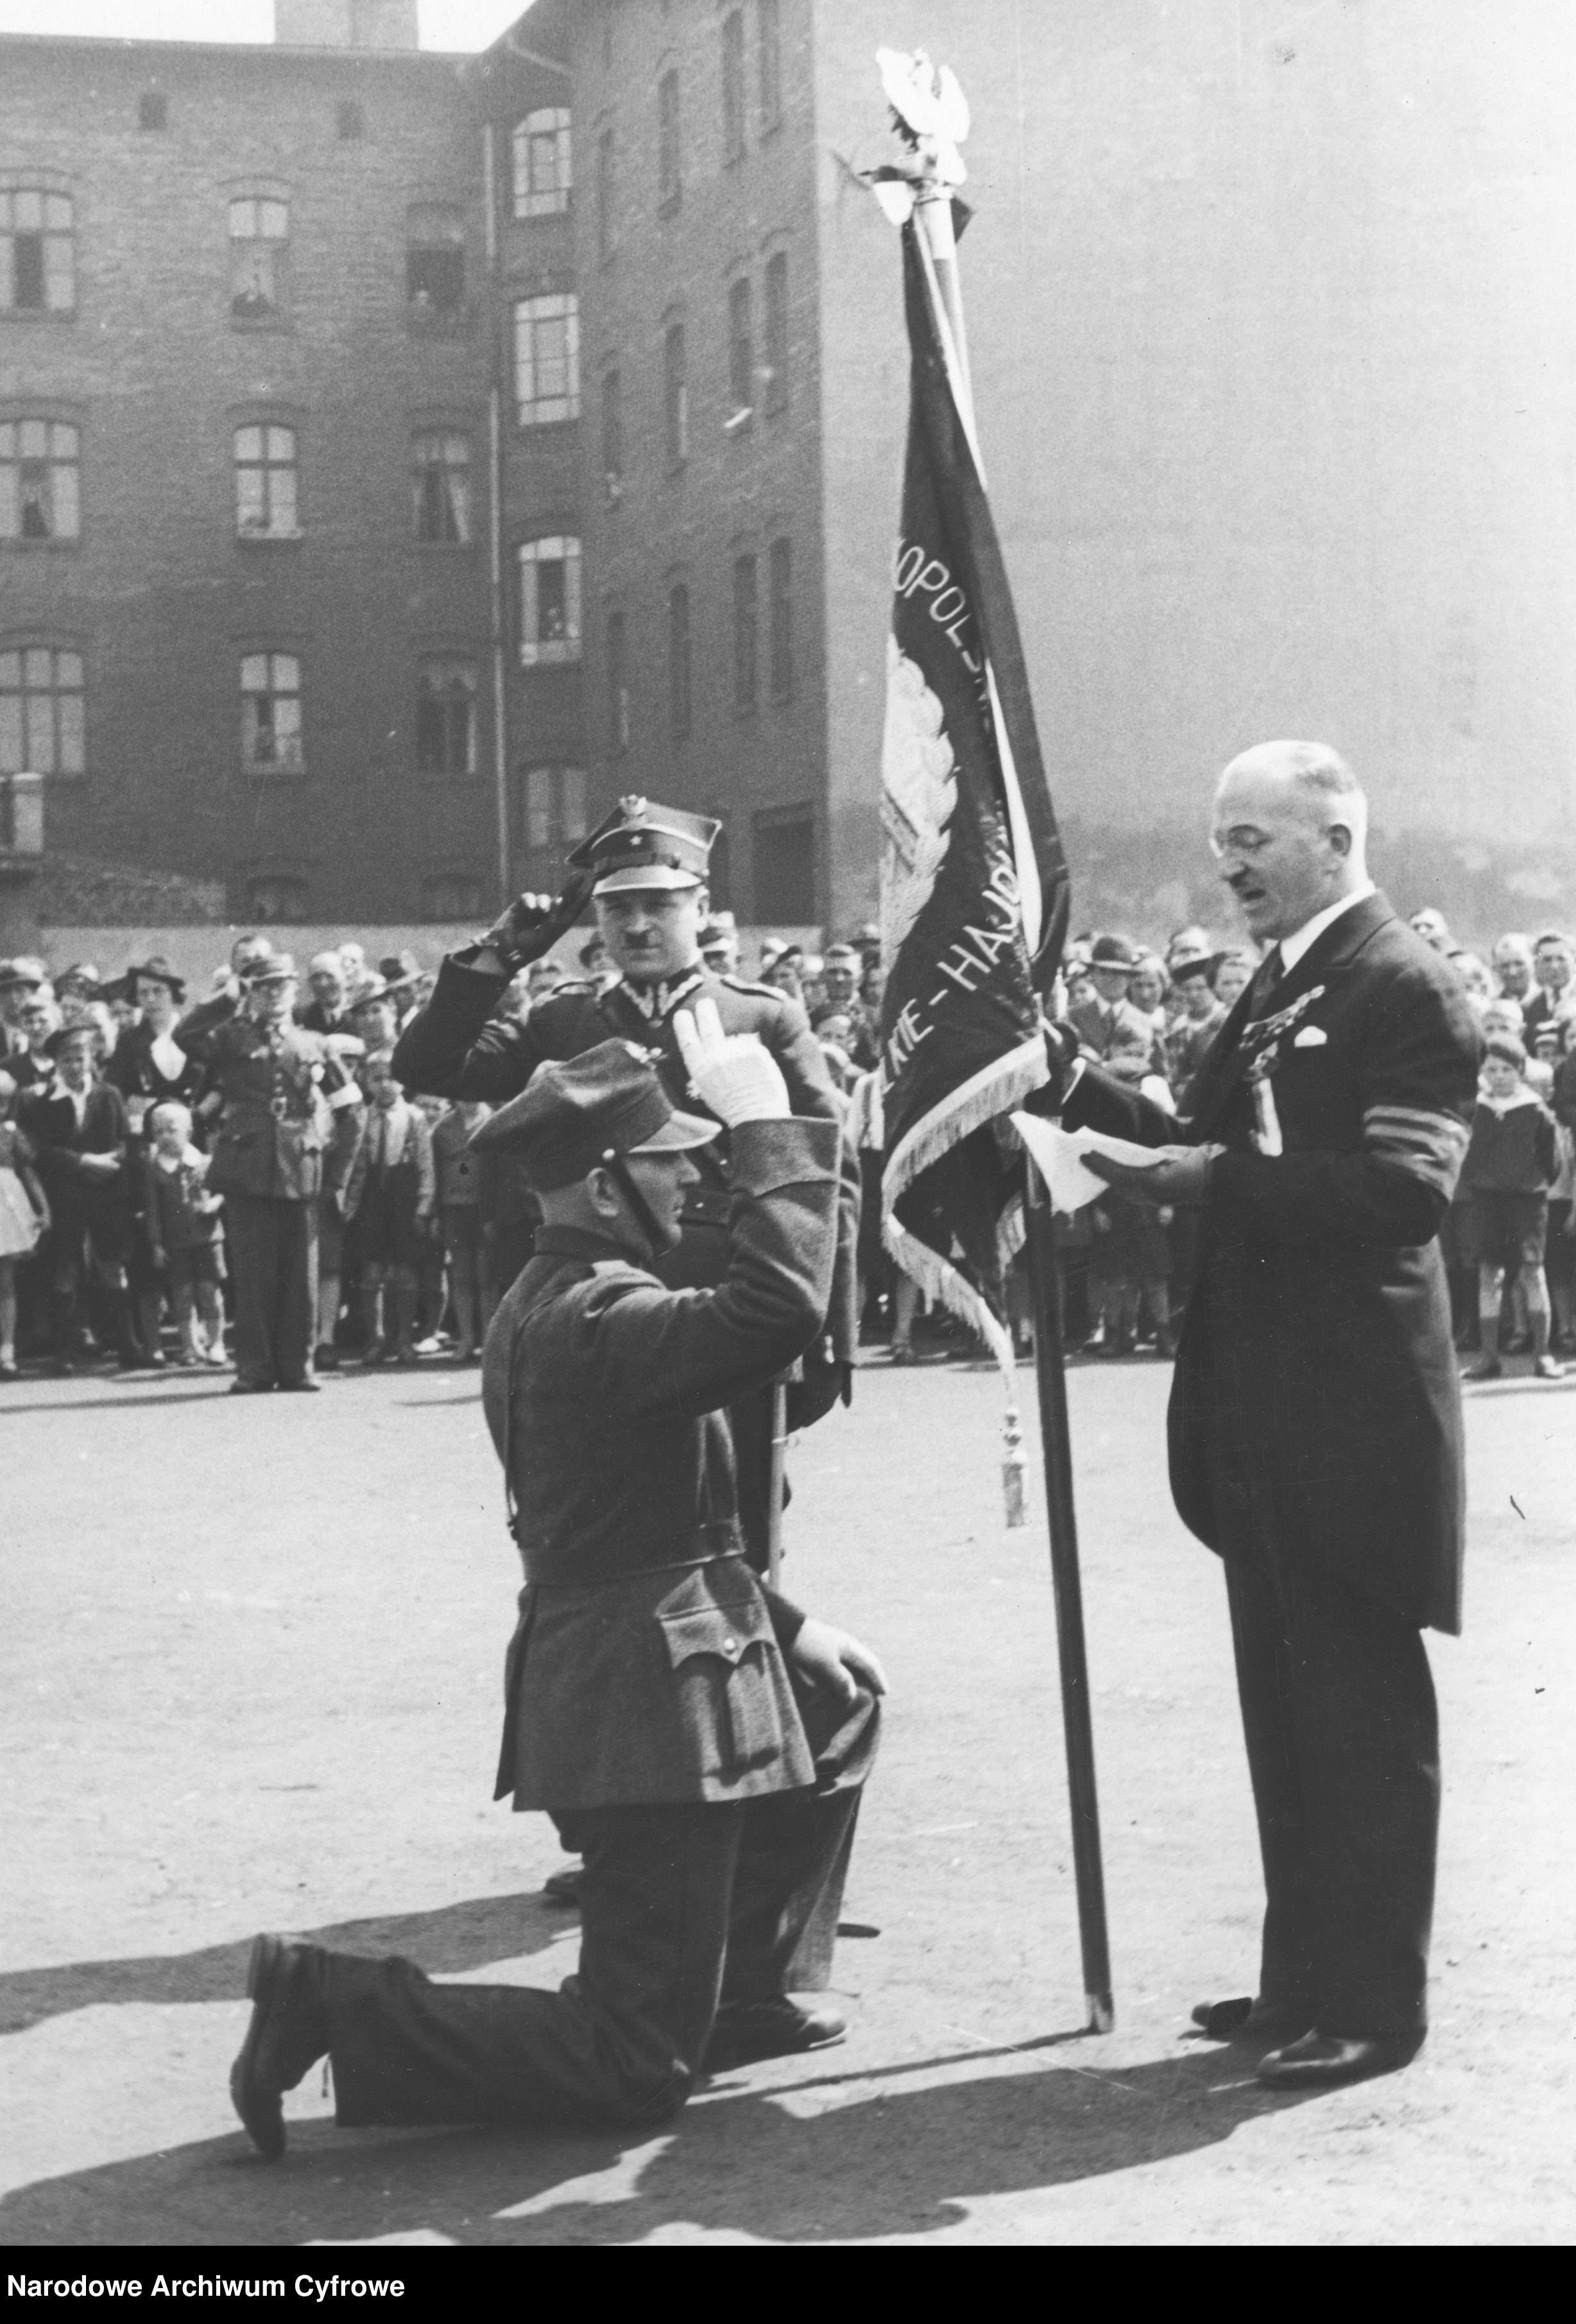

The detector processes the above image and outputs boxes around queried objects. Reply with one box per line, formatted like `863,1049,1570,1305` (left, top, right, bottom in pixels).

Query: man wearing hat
0,957,44,1079
19,1019,143,1368
393,795,860,1567
698,908,741,975
811,941,879,1072
230,1016,883,2157
182,953,362,1392
1068,936,1165,1073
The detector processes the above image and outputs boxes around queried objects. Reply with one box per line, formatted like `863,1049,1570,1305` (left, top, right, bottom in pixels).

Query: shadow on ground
0,1893,566,2037
0,2040,1319,2246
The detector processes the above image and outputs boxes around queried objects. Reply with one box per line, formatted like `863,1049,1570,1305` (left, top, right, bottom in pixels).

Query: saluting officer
393,796,860,1566
229,1012,884,2157
184,952,363,1393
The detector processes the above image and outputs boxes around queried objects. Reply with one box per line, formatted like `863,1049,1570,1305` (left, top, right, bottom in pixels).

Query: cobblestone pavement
3,1349,1572,2246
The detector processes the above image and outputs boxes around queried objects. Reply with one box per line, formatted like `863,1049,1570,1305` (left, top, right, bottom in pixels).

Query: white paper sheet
1010,1112,1168,1215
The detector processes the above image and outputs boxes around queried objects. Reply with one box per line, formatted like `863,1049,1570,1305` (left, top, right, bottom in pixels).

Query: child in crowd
343,1051,434,1365
431,1096,493,1362
411,1090,451,1353
1459,1034,1561,1381
141,1100,228,1367
0,1071,50,1378
1088,1026,1178,1358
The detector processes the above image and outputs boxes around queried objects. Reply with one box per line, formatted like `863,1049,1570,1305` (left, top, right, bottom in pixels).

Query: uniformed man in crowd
230,1013,884,2157
183,952,363,1392
1062,740,1480,2090
392,796,859,1569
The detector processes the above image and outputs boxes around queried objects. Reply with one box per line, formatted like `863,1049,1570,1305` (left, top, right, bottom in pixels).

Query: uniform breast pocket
658,1599,789,1778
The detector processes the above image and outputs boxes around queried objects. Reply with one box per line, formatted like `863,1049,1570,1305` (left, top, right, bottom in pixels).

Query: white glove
673,996,791,1126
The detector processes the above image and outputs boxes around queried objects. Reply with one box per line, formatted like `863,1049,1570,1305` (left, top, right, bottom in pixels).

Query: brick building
3,1,1572,951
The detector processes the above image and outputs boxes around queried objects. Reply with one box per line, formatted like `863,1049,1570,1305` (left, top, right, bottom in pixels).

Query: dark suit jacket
483,1118,840,1811
19,1080,132,1230
1061,894,1480,1633
393,955,862,1380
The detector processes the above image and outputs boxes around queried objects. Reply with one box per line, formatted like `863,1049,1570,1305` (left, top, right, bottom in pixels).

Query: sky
0,1,530,47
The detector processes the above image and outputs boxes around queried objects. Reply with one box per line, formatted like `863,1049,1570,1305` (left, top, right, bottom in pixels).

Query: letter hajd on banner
878,192,1070,1365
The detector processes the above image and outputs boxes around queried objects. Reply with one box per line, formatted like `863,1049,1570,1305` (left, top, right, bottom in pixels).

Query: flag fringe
882,1036,1047,1195
883,1208,1017,1375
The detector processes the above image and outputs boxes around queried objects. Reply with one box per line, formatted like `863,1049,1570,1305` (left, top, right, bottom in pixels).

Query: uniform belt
520,1547,746,1591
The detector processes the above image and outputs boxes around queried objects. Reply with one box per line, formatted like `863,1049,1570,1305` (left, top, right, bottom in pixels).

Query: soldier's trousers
226,1194,318,1388
1221,1494,1440,2038
321,1684,879,2133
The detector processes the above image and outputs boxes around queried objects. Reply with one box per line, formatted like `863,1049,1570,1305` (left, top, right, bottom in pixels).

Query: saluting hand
789,1618,889,1708
477,869,597,975
673,996,791,1126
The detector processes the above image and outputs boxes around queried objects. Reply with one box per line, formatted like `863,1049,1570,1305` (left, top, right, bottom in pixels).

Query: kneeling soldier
230,1005,884,2156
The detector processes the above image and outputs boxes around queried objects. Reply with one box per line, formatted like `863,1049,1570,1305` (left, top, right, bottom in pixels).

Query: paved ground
3,1347,1573,2248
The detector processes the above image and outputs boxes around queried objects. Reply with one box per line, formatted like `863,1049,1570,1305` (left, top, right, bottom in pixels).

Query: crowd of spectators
1,901,1568,1385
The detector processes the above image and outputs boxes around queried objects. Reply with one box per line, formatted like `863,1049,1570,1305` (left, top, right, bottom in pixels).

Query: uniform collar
1276,880,1376,974
533,1222,649,1265
617,964,705,1021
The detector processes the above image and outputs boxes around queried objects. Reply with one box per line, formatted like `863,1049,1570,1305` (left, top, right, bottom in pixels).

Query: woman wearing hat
105,961,210,1364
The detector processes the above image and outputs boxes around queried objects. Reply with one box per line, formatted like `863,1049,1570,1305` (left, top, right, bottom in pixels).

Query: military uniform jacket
184,1016,359,1203
481,1116,842,1812
1063,894,1480,1632
394,953,861,1369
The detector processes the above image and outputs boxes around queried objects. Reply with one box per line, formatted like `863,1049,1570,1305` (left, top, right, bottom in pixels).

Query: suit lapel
1192,893,1396,1138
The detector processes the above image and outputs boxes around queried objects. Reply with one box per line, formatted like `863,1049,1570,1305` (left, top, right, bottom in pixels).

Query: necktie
1247,946,1283,1014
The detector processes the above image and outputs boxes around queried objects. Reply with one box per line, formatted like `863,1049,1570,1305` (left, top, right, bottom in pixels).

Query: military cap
470,1038,719,1189
247,951,299,984
569,795,720,896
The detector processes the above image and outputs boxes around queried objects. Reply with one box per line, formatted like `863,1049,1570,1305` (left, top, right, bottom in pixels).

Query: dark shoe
1534,1354,1564,1380
277,1378,321,1393
1500,1330,1533,1356
1462,1355,1502,1381
704,1997,847,2071
362,1338,388,1368
1257,2028,1423,2089
1191,1994,1315,2042
229,1935,330,2160
314,1343,341,1372
229,1379,274,1395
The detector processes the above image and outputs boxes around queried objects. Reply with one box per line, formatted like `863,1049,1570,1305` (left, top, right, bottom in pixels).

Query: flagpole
911,169,1115,2037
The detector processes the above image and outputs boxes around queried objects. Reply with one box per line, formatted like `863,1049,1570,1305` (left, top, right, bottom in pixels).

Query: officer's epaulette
719,974,787,1002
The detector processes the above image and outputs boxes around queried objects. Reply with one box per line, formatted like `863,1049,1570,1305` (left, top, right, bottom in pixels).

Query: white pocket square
1293,1025,1328,1047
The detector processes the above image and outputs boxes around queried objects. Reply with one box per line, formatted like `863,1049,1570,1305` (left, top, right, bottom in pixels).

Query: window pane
563,542,581,646
658,69,681,208
22,648,51,688
44,235,74,310
269,465,297,534
764,251,789,410
240,654,267,692
560,765,587,843
273,654,300,692
597,128,617,261
24,692,55,773
0,695,21,773
518,550,539,658
754,812,815,922
49,423,78,458
229,198,257,237
759,0,783,130
14,191,42,231
44,195,73,231
236,468,265,530
0,465,16,539
56,651,82,688
729,277,753,411
0,651,19,686
19,420,47,459
56,689,84,773
234,425,262,463
525,764,551,850
52,463,80,539
259,201,289,238
733,555,758,712
770,536,792,701
267,425,295,461
722,12,746,161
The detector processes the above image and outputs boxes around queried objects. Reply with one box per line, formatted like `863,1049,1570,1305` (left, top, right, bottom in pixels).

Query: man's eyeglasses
1209,825,1274,860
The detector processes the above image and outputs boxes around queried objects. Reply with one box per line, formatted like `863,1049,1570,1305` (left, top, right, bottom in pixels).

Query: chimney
274,0,420,48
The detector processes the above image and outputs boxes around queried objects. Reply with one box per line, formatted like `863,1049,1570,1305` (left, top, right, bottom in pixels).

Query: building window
664,320,687,468
513,108,572,218
0,647,84,775
768,535,792,702
522,764,588,856
139,92,167,132
601,368,624,504
513,293,581,425
606,609,630,753
422,871,483,920
337,100,364,141
733,554,758,715
229,196,289,323
668,583,692,739
764,250,789,412
240,652,303,771
657,68,681,211
234,425,299,540
727,276,753,423
0,422,81,542
1,189,76,316
248,875,309,925
407,204,465,318
415,658,477,775
754,808,815,922
758,0,783,133
412,431,472,543
721,11,746,162
596,126,617,261
518,535,582,665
